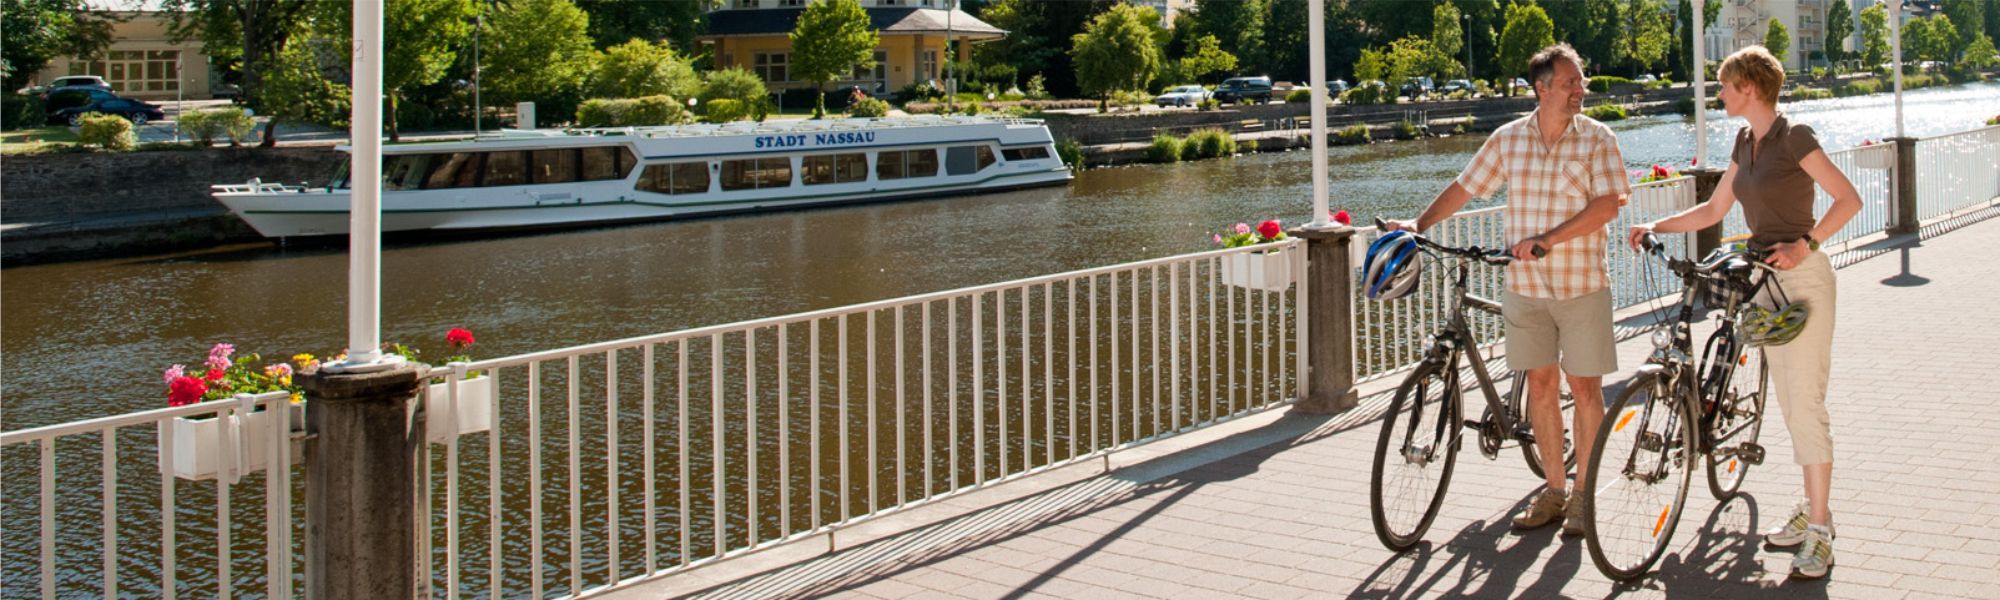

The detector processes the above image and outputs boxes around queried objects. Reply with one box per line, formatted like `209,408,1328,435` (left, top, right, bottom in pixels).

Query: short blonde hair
1719,46,1785,107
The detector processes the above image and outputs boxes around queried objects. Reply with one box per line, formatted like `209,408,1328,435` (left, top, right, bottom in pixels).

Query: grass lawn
1,127,79,155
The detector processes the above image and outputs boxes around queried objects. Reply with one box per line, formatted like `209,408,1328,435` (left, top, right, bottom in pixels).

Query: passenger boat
211,115,1072,239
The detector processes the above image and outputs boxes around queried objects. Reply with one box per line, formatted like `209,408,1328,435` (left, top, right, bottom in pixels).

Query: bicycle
1368,223,1576,551
1580,233,1773,580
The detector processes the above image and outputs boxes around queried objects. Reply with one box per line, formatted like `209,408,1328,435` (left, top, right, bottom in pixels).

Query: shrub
1641,79,1673,90
1810,66,1828,79
1787,87,1834,101
963,100,983,116
1342,85,1392,105
1055,137,1083,169
1391,120,1421,139
2,94,45,131
1334,124,1371,145
1025,74,1051,100
1242,139,1259,153
576,96,693,127
1286,88,1314,103
847,96,891,118
1184,128,1236,158
896,80,944,103
1197,97,1219,111
1583,102,1628,121
697,67,770,111
1146,133,1183,163
1110,90,1153,109
702,99,749,123
77,112,135,150
1833,78,1881,97
1586,75,1634,93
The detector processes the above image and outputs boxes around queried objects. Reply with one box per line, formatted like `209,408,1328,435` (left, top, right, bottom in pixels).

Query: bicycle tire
1512,379,1577,480
1707,350,1768,500
1582,372,1696,581
1370,358,1461,551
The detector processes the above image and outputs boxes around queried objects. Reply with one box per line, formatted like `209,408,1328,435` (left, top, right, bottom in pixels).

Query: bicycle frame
1619,244,1773,478
1405,255,1519,460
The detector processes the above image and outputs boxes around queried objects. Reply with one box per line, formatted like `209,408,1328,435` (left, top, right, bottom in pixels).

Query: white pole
474,12,482,137
1306,0,1330,228
1890,0,1904,138
174,54,183,143
1692,0,1706,165
332,0,396,372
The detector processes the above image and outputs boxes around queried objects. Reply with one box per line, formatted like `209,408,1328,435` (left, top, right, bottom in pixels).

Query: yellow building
697,0,1005,95
28,1,216,100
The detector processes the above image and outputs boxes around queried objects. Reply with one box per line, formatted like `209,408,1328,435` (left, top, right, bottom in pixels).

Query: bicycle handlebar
1376,217,1526,265
1637,232,1770,277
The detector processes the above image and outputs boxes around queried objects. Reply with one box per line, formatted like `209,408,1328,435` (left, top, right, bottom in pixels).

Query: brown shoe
1512,488,1567,530
1561,493,1587,537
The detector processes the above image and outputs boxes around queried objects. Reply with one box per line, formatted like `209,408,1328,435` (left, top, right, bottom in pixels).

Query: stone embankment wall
2,145,344,223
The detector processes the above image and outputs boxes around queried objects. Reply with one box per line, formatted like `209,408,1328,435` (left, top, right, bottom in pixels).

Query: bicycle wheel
1707,348,1768,500
1583,372,1695,581
1371,358,1462,551
1509,375,1577,480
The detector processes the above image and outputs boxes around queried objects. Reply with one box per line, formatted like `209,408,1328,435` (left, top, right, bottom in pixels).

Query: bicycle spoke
1585,376,1693,580
1372,362,1460,550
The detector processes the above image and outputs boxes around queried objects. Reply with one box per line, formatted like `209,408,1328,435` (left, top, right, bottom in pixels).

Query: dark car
44,88,165,126
1212,76,1273,105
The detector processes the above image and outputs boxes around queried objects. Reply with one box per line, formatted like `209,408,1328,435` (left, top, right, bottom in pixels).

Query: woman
1627,45,1861,580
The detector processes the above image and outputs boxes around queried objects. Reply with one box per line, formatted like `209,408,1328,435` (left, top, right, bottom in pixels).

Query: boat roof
343,115,1046,153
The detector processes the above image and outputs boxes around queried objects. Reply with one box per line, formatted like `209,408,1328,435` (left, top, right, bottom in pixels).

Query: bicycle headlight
1651,329,1672,349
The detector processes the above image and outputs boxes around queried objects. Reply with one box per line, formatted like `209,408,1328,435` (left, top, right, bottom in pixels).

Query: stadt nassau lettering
753,132,878,148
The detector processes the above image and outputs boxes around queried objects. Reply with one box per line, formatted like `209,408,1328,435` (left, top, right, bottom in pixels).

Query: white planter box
1222,250,1295,292
158,407,303,481
1855,148,1894,169
426,375,496,444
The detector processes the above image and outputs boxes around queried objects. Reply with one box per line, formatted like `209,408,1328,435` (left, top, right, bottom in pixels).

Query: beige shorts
1503,288,1618,377
1760,251,1837,465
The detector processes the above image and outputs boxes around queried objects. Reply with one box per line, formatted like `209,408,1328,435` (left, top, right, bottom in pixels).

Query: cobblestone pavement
615,208,2000,600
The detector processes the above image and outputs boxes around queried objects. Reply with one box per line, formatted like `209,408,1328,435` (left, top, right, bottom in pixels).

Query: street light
473,11,482,136
1463,13,1474,81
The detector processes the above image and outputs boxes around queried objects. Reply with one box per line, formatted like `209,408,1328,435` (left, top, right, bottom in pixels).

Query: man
1383,43,1628,534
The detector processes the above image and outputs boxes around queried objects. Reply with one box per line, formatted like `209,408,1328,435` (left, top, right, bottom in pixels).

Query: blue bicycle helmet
1362,230,1424,301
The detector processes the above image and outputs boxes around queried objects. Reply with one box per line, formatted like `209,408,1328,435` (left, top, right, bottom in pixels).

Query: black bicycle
1580,234,1773,580
1368,225,1576,551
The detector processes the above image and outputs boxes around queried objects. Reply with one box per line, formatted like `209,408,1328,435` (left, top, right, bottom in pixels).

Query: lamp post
473,11,482,137
1463,13,1473,80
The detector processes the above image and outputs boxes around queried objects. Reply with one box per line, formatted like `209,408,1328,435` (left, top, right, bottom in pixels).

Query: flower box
1855,148,1894,170
1222,250,1295,292
158,407,303,481
425,375,496,444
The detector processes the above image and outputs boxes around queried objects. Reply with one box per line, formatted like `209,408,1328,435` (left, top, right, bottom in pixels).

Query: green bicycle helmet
1741,301,1809,346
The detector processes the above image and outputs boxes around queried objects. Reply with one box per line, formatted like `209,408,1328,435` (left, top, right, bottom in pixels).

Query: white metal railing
417,240,1304,599
0,392,301,600
1914,125,2000,222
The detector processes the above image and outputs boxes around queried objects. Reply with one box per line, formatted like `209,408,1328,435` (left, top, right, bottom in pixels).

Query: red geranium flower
447,327,475,350
1651,164,1671,179
168,376,208,407
1257,219,1283,240
1332,210,1352,226
203,368,225,381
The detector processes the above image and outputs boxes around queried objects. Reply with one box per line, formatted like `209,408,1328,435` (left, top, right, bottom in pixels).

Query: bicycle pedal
1733,442,1767,466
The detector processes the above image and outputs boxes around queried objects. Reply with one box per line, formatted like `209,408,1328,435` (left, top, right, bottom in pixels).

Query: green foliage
1944,0,1986,55
575,0,710,55
1354,48,1388,83
1615,0,1673,73
1109,89,1154,108
1787,87,1834,100
974,0,1063,96
1833,78,1881,97
484,0,598,126
1055,137,1083,169
1765,18,1790,63
1334,124,1371,145
1587,75,1634,93
896,80,944,103
1906,15,1960,62
1184,128,1235,158
178,107,256,146
383,0,476,137
1584,102,1628,121
260,37,351,130
1342,84,1393,105
1070,3,1165,100
2,94,45,130
1176,0,1267,77
1825,0,1852,64
3,0,115,92
594,38,701,100
1173,34,1239,84
575,96,694,127
1242,139,1259,153
698,67,770,112
1198,97,1220,111
1287,88,1315,103
1433,3,1464,65
1966,33,2000,68
77,112,134,150
1498,2,1557,89
1024,74,1051,100
790,0,879,117
1390,120,1421,139
846,96,890,118
1146,133,1183,163
701,98,748,123
1861,4,1892,66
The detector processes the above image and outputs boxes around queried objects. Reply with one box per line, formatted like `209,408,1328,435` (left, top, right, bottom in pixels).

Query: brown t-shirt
1730,115,1824,249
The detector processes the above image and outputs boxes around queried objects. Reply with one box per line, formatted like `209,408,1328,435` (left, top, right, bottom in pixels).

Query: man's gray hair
1527,44,1583,89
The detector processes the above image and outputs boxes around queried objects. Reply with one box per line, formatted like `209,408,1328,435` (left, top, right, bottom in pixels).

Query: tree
1966,32,2000,67
1670,0,1721,81
594,38,701,100
1945,0,1986,56
1174,34,1239,84
1860,4,1891,67
1354,47,1388,83
1179,0,1268,78
259,35,350,134
160,0,318,143
978,0,1116,98
386,0,475,141
1765,18,1790,64
976,0,1061,92
1547,0,1619,70
485,0,598,127
1497,1,1555,94
576,0,714,55
1825,0,1852,65
1988,0,2000,47
790,0,877,117
1070,3,1164,108
1434,3,1465,70
1,0,115,91
1615,0,1672,75
1904,16,1958,62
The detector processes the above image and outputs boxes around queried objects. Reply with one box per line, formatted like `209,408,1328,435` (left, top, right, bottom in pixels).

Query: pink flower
1258,219,1282,240
1234,223,1252,234
265,363,293,378
163,364,185,386
1212,233,1223,244
1333,210,1352,225
206,343,235,371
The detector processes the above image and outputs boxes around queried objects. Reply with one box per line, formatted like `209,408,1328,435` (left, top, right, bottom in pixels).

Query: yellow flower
280,375,292,387
290,392,303,405
293,353,315,366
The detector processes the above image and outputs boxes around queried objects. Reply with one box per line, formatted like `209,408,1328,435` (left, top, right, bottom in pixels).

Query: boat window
579,146,636,181
424,152,483,189
483,150,529,187
946,145,990,175
1002,146,1051,161
383,154,433,191
977,145,995,170
878,149,939,180
720,157,792,191
876,150,906,180
908,149,938,177
803,153,867,185
636,161,710,195
532,149,579,184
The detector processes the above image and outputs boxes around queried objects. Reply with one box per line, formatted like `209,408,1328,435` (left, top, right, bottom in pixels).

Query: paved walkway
616,207,2000,599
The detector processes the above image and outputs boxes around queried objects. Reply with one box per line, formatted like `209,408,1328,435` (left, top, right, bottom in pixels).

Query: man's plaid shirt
1456,109,1631,300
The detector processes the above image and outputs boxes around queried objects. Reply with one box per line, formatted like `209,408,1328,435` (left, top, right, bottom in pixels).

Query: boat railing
210,179,307,194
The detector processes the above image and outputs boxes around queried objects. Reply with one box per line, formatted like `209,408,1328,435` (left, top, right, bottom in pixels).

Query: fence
1913,125,2000,223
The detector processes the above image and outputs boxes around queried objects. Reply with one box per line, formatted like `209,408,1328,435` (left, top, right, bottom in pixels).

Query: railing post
1687,166,1727,257
1888,136,1920,234
1291,225,1359,414
301,362,425,600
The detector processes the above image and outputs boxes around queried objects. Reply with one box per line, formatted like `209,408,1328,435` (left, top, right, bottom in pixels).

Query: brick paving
615,208,2000,599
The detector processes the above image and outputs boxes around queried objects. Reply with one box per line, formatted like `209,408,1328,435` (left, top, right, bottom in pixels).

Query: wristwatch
1800,233,1820,251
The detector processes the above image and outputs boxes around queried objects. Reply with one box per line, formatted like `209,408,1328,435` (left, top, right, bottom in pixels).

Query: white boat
212,115,1073,239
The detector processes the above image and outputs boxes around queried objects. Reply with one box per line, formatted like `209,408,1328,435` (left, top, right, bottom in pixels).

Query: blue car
44,88,165,126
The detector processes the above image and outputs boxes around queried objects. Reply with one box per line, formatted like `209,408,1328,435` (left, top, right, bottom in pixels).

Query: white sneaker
1763,501,1810,547
1790,523,1836,579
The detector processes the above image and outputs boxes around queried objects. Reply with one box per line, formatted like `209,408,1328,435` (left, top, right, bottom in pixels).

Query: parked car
1508,77,1533,94
1442,79,1475,94
211,81,243,102
23,75,112,98
44,88,164,126
1635,74,1659,83
1212,76,1273,105
1398,76,1435,98
1153,85,1211,107
1327,79,1351,93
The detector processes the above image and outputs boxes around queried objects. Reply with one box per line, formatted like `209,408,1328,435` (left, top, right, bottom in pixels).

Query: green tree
160,0,318,143
1070,3,1164,109
1548,0,1619,69
1497,1,1555,95
1945,0,1986,56
386,0,475,141
1434,3,1464,69
1179,0,1268,77
1825,0,1852,65
576,0,715,55
1860,4,1891,67
259,35,350,135
594,38,700,100
975,0,1059,90
1765,18,1790,64
696,66,770,116
1905,16,1958,62
1,0,115,91
1670,0,1721,81
1264,0,1368,82
1174,34,1239,84
1965,32,2000,67
1987,0,2000,47
485,0,598,127
1616,0,1672,75
1354,47,1388,82
790,0,879,118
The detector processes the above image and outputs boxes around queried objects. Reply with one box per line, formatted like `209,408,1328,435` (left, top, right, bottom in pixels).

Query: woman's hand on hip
1764,239,1812,270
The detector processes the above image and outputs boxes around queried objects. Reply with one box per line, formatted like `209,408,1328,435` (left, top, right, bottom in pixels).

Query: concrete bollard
1687,166,1727,257
301,362,425,600
1291,224,1361,414
1888,137,1919,234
